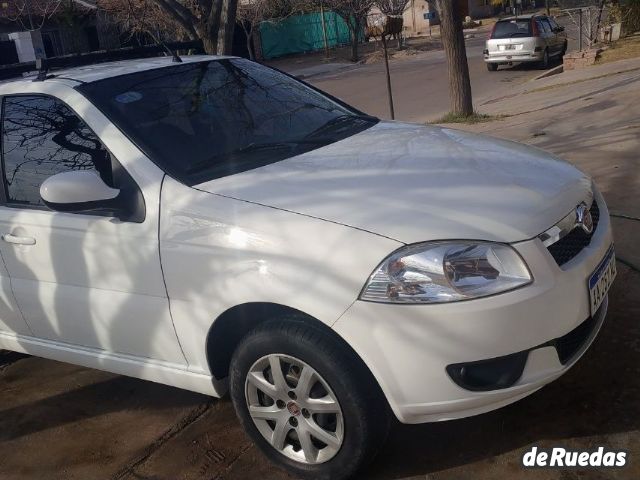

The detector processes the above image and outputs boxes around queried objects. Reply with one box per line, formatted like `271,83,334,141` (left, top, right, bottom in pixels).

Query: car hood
194,122,592,244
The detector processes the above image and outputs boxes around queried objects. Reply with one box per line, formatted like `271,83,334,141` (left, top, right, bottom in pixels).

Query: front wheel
229,318,390,480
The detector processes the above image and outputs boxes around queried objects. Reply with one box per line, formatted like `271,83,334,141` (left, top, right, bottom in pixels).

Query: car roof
497,14,542,21
2,54,236,87
53,54,237,83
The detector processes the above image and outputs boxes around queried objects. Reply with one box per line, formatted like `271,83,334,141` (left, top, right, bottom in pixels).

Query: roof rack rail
0,40,204,81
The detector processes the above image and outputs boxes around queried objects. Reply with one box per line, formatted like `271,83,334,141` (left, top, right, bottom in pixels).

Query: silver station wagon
484,14,568,71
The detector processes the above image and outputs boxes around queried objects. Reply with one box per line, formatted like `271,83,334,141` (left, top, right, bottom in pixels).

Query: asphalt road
309,34,548,123
307,8,588,124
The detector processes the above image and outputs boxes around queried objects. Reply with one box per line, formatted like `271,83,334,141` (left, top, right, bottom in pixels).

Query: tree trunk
245,27,255,60
200,31,218,54
349,19,359,62
545,0,550,16
437,0,473,117
217,0,239,55
196,9,221,55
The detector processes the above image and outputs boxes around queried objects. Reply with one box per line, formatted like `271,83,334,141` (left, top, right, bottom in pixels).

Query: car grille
547,200,600,267
553,314,598,364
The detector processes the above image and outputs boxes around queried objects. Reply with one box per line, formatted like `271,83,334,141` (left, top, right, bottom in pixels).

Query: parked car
484,14,568,71
0,56,614,479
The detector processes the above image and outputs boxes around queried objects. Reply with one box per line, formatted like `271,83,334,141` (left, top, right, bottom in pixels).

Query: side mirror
40,171,121,213
554,26,565,32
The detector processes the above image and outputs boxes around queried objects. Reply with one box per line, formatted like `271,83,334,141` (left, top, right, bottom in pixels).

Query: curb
294,61,363,80
532,64,563,81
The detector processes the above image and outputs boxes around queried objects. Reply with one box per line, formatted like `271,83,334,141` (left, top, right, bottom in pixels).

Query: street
310,34,544,122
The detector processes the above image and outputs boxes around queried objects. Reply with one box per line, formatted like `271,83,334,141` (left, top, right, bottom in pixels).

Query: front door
0,94,186,365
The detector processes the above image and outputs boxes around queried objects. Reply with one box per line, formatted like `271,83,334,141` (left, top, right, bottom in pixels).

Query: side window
541,19,553,34
1,95,113,207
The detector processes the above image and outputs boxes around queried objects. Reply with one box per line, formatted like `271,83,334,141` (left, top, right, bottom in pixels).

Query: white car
0,56,615,479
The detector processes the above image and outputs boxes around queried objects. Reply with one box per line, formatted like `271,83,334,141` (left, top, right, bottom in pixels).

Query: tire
487,63,498,72
560,41,568,60
539,49,550,69
229,317,390,480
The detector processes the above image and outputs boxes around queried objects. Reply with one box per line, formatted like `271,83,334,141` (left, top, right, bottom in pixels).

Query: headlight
360,241,532,304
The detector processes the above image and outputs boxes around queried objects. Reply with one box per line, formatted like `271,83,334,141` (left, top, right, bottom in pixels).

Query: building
0,0,122,65
402,0,496,38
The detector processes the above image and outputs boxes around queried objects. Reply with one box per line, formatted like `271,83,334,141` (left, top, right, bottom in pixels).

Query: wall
469,0,494,18
259,11,355,59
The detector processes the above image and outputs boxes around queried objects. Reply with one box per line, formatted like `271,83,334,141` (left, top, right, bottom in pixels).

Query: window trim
0,95,8,206
0,92,145,221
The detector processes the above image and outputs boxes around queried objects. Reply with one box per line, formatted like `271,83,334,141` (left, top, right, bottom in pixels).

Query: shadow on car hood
194,122,592,244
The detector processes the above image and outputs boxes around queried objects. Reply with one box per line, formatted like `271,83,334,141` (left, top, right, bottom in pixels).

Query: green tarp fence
259,12,358,59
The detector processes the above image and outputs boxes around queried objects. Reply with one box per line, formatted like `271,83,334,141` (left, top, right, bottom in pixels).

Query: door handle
2,233,36,246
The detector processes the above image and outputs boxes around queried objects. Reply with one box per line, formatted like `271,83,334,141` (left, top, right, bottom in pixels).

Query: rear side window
1,95,112,207
491,19,532,39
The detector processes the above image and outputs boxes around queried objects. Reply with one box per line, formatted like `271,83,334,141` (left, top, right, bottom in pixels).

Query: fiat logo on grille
576,203,594,234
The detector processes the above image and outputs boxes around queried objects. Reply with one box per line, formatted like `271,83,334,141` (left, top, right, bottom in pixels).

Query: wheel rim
245,354,344,464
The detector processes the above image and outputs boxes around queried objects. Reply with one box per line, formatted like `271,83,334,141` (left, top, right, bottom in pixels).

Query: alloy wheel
245,353,344,464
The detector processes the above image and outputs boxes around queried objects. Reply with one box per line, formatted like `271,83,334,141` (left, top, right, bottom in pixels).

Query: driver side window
1,95,113,208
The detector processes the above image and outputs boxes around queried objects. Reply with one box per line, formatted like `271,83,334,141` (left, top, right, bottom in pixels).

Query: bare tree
1,0,65,31
236,0,295,60
99,0,188,46
375,0,408,47
99,0,237,54
435,0,473,117
218,0,240,56
320,0,375,62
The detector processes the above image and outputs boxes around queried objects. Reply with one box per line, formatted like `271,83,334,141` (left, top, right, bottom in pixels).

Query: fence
0,40,204,80
259,11,356,59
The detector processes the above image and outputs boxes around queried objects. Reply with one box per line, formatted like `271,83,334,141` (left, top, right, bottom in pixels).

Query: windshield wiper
304,114,377,140
186,140,325,175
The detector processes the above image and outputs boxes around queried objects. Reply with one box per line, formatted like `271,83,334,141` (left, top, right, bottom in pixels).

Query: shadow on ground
0,265,637,480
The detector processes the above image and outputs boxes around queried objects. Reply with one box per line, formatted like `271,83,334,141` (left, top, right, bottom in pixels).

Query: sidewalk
448,56,640,270
476,56,640,116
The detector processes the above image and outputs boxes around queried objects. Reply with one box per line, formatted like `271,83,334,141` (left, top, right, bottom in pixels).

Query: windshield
491,19,533,39
77,59,377,185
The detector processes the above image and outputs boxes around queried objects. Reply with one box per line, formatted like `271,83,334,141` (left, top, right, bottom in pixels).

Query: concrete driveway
1,264,638,480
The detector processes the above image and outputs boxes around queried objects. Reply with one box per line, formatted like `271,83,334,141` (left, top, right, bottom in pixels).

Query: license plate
506,44,516,50
588,246,617,315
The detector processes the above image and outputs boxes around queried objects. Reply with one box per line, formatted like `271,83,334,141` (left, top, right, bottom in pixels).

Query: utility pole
381,33,395,119
579,8,583,51
320,5,329,57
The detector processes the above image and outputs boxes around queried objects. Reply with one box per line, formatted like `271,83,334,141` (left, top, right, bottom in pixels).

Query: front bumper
332,192,613,424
